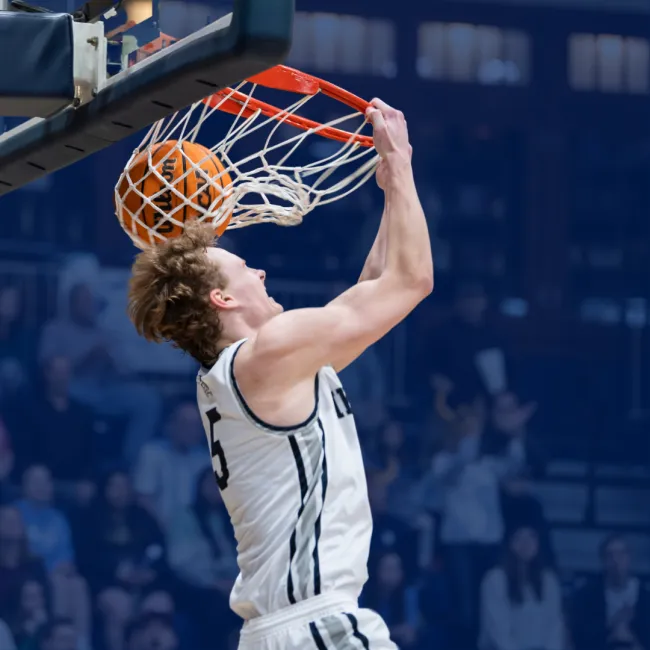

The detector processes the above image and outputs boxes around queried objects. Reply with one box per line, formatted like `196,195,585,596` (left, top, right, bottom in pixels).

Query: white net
114,74,379,249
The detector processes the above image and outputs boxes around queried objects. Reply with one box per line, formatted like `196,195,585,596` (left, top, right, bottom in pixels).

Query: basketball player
127,98,433,649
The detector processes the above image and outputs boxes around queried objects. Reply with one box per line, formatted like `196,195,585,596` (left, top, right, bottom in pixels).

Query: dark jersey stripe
310,622,329,650
345,613,371,650
287,434,309,604
312,418,329,595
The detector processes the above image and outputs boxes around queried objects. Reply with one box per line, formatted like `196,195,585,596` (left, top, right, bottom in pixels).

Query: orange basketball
115,140,232,247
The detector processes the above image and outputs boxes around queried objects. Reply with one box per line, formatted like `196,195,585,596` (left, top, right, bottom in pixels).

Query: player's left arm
357,135,412,285
357,208,388,284
336,209,389,371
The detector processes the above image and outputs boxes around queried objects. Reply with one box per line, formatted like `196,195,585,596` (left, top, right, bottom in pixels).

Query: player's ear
210,288,236,310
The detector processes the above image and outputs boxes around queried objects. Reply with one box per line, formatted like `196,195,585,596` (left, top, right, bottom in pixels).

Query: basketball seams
188,143,221,223
148,144,168,242
186,142,203,222
150,142,180,239
149,145,166,242
138,152,148,234
209,155,223,216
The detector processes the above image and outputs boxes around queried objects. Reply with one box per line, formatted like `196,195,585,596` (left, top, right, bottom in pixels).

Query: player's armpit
236,270,432,394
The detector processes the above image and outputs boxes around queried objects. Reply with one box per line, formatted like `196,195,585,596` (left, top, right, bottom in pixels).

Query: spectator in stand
133,401,210,528
337,345,387,439
367,471,419,582
571,534,650,650
13,466,90,647
366,420,421,524
6,578,50,650
428,394,526,648
0,506,48,621
479,525,565,650
488,392,554,564
39,283,161,463
136,589,199,650
0,415,15,504
419,561,454,650
14,466,76,575
0,285,33,403
124,613,179,650
77,470,165,650
36,617,78,650
7,357,96,507
329,283,388,441
361,552,422,649
428,281,511,407
167,467,239,648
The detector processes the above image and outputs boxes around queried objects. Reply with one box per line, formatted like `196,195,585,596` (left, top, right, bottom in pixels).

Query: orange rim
203,65,374,148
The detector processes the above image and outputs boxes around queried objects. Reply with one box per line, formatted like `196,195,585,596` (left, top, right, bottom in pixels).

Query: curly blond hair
127,221,227,367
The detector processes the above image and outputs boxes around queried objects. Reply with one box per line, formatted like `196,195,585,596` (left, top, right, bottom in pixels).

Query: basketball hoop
114,64,379,249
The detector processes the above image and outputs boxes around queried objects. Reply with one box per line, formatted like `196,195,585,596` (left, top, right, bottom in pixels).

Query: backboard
0,0,294,195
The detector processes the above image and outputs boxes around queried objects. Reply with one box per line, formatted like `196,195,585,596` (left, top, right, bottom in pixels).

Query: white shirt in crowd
133,439,210,525
432,435,525,545
479,567,565,650
606,577,639,625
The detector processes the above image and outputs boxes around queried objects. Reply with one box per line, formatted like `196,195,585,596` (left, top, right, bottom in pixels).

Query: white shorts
238,592,398,650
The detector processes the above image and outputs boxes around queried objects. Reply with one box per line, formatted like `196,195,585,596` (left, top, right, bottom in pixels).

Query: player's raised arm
357,205,388,284
237,99,433,394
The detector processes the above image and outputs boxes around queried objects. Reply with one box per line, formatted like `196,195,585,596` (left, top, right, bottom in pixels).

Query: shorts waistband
241,592,357,640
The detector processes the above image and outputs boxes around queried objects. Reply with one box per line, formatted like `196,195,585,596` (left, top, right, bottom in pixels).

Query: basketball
115,140,232,247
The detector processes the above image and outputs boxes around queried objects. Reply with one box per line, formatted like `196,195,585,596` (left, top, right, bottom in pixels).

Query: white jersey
196,339,372,620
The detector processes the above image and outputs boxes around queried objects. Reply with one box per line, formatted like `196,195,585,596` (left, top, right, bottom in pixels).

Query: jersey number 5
206,407,230,490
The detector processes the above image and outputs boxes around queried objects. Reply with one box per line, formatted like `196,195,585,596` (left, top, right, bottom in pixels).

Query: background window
417,22,530,85
288,12,397,77
569,33,649,94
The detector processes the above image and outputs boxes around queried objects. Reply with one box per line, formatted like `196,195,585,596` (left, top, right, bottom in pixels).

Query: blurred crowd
0,277,648,650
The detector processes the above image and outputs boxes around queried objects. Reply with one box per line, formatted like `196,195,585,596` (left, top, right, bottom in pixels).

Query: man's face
510,527,539,563
492,392,534,433
0,506,25,542
604,538,631,581
105,472,132,510
22,465,53,505
377,553,403,590
44,356,71,392
0,287,19,323
207,248,282,328
69,284,96,326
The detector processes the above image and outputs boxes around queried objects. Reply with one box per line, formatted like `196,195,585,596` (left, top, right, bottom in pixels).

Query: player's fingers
370,97,392,110
366,106,387,131
370,98,403,120
365,104,380,119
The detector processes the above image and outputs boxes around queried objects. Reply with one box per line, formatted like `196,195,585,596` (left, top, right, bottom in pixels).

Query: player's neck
218,313,260,349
